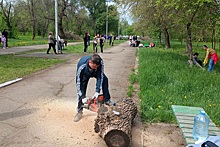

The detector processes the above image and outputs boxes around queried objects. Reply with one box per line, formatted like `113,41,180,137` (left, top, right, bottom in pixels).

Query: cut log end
104,130,130,147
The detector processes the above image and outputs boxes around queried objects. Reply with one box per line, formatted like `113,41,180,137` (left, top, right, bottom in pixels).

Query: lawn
7,35,77,47
0,55,66,84
138,42,220,126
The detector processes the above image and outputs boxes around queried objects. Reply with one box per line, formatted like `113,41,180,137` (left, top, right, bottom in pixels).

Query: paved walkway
0,42,142,147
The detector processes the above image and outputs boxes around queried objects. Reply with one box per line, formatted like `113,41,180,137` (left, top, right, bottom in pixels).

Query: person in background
149,42,155,48
111,34,114,46
188,52,204,69
83,33,88,52
2,29,8,48
46,32,57,54
93,34,99,53
192,52,203,67
1,35,6,49
87,33,90,46
74,54,114,122
109,34,112,45
57,35,63,54
99,34,105,54
203,45,219,72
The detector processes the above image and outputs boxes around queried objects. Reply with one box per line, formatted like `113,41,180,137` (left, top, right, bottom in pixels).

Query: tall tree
168,0,217,59
0,0,15,37
27,0,37,40
14,0,30,35
122,0,175,48
80,0,107,34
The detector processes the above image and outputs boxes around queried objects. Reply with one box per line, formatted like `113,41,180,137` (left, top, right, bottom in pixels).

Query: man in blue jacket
74,54,113,122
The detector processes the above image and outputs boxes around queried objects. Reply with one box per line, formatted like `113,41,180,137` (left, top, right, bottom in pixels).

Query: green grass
138,45,220,126
8,35,77,47
0,55,66,83
8,35,124,47
127,68,139,97
8,36,48,47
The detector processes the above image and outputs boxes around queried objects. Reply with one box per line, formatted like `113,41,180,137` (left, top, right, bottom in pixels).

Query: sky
108,1,133,25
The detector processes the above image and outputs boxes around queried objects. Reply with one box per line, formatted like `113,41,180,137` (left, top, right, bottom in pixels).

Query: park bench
171,105,220,145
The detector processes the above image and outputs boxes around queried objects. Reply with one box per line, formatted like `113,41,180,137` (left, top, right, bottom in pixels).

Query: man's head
88,54,101,70
203,45,208,50
193,52,199,57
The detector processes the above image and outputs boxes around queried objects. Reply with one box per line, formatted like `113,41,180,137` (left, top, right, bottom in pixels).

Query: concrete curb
0,78,23,88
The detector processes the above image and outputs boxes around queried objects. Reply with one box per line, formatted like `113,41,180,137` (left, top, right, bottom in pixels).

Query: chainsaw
82,94,107,113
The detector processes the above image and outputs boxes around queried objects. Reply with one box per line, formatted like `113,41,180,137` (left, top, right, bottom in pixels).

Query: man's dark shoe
74,112,83,122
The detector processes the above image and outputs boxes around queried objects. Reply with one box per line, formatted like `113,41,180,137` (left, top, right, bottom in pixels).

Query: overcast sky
109,1,133,25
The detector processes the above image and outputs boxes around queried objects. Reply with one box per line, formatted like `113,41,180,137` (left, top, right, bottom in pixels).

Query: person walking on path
2,29,8,48
87,33,90,46
74,54,113,122
203,45,219,72
93,35,99,53
109,34,114,46
83,33,88,52
99,34,105,53
46,32,57,54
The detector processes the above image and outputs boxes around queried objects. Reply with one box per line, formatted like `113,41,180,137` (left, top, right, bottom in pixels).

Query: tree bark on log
94,98,137,147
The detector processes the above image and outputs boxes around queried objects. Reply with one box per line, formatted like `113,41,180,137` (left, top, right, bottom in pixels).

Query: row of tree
0,0,124,40
120,0,220,59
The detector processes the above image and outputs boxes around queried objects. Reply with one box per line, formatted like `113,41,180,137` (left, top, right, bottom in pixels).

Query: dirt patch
142,123,186,147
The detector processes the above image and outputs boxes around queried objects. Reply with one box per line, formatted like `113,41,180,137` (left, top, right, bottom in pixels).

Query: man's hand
92,92,99,99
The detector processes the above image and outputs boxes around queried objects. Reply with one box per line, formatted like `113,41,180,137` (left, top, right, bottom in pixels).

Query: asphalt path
0,42,142,147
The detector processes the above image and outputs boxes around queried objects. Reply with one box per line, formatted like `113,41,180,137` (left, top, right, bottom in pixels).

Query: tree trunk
159,31,162,44
0,0,13,38
185,3,200,59
41,20,49,39
211,21,216,49
186,22,193,60
58,17,66,39
163,27,171,48
58,1,68,39
94,98,137,147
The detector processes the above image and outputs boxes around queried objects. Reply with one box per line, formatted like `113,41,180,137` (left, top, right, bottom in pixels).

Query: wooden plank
175,113,197,117
179,121,218,129
171,105,220,145
172,105,204,114
177,118,217,127
179,123,193,129
182,128,220,133
186,138,196,145
183,131,220,138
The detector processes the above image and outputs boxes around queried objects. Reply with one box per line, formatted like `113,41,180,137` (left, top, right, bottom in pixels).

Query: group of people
129,35,140,47
84,33,107,54
47,32,66,54
0,29,8,49
190,45,219,72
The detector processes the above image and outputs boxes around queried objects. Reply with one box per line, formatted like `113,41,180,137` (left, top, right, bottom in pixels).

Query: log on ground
94,98,138,147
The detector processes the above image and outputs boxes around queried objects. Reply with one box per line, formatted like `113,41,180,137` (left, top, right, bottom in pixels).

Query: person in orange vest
203,45,219,72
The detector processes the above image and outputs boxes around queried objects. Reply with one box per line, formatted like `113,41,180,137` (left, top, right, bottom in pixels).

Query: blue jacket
76,55,104,94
